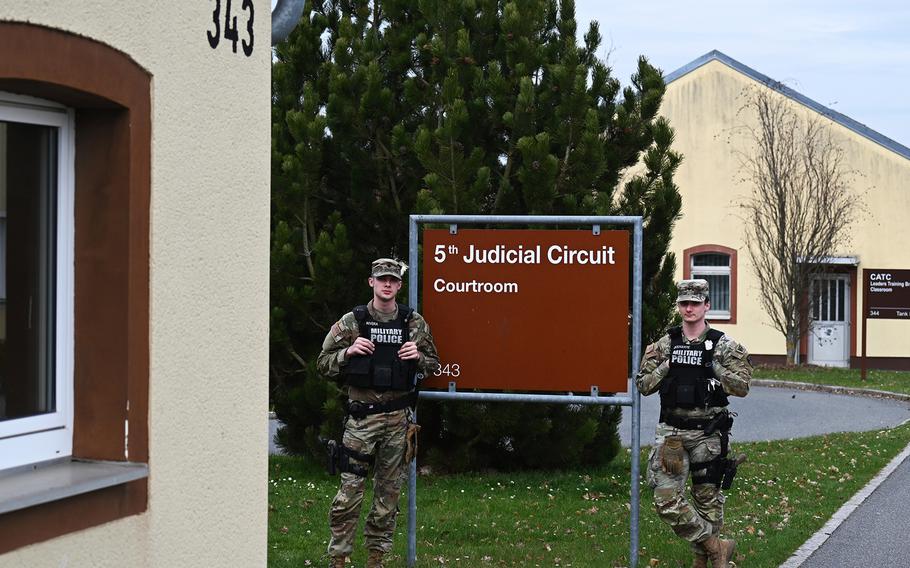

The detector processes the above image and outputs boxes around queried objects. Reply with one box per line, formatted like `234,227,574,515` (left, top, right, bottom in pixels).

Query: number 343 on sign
433,363,461,378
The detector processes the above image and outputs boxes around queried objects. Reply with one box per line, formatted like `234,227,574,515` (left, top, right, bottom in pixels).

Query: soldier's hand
398,341,419,360
345,337,375,358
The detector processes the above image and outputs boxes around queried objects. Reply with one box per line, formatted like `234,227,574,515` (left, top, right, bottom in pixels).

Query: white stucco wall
1,1,270,566
662,59,910,359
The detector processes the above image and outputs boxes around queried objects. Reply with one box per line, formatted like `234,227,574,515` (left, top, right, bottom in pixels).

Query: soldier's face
370,275,402,301
677,300,709,322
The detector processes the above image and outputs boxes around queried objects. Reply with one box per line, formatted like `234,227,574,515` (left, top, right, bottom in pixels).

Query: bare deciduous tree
735,87,859,365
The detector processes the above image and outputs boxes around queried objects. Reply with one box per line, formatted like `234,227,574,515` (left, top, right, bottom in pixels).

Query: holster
703,410,735,436
323,438,374,477
721,453,747,489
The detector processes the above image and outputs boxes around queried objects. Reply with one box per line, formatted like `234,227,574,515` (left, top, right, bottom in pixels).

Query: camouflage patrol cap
676,279,709,303
371,258,407,279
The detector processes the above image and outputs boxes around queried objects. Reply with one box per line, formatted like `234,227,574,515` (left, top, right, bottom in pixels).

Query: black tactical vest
659,326,729,410
343,304,417,392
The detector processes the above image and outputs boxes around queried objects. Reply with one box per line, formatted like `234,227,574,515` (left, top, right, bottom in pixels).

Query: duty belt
347,392,417,419
661,413,713,431
662,409,734,434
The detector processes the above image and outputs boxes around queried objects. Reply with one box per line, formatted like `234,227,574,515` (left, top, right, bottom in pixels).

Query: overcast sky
274,1,909,146
574,0,910,147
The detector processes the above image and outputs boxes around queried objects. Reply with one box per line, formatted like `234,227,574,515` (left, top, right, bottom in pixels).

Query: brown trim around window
683,244,738,324
0,22,150,553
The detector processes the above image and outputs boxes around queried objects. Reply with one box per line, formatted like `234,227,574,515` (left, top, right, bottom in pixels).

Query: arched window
683,245,737,323
0,21,150,552
0,92,75,470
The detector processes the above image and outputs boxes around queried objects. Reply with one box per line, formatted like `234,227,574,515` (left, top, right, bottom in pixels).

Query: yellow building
0,1,278,564
662,50,910,368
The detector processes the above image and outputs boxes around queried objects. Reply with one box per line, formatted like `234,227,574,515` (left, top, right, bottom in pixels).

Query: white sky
574,0,910,146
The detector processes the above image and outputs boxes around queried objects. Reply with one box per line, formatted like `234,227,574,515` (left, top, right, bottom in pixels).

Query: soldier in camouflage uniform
317,258,439,568
637,279,752,568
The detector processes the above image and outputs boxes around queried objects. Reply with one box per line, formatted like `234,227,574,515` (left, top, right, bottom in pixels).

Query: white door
808,274,851,367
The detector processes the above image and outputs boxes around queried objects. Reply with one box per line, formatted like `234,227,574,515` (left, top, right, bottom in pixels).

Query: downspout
272,0,307,45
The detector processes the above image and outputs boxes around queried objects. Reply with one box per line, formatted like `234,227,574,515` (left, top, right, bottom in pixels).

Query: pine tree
271,0,681,469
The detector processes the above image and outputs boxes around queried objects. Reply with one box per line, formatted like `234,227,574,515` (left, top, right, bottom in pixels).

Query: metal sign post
407,215,643,567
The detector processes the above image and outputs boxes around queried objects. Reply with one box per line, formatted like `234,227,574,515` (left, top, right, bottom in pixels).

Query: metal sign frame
407,214,643,567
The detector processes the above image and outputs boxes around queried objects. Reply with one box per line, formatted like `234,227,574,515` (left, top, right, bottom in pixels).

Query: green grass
754,366,910,395
269,422,910,567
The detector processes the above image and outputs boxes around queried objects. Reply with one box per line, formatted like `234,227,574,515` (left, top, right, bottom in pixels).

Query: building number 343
207,0,254,57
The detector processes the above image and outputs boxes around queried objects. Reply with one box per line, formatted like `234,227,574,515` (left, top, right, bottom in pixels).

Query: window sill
0,459,148,515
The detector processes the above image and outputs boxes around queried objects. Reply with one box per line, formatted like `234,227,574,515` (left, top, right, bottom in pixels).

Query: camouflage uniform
636,280,752,557
318,299,439,559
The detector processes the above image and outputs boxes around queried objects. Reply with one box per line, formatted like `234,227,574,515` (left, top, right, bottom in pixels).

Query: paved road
270,385,910,454
624,384,910,447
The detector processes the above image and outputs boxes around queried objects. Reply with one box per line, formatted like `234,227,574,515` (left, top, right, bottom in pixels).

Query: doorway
808,274,851,367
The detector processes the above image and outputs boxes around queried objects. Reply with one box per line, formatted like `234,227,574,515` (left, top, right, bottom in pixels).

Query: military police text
671,348,706,366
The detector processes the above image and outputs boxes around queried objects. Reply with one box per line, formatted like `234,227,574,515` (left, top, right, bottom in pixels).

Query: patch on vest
671,347,704,366
370,327,403,345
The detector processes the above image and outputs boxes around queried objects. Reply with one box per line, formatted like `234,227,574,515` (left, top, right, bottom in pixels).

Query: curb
779,435,910,567
752,379,910,403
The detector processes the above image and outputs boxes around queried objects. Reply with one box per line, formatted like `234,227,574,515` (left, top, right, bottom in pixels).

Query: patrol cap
371,258,406,280
676,279,709,303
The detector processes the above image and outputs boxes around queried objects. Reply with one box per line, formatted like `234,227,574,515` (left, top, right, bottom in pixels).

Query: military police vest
659,326,729,410
343,304,417,392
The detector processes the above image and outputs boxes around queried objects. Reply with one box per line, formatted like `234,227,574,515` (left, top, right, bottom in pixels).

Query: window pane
809,280,822,320
821,280,830,321
837,279,845,321
692,253,730,267
694,273,730,312
0,120,57,422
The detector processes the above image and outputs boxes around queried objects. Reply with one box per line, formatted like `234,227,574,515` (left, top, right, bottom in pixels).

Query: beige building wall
661,57,910,360
1,1,270,566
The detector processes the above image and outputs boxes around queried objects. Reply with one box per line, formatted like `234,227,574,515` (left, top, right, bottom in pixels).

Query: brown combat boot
701,535,735,568
690,540,708,568
366,549,385,568
329,556,346,568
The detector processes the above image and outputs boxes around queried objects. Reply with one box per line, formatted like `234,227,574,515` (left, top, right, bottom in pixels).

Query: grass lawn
269,421,910,567
754,366,910,396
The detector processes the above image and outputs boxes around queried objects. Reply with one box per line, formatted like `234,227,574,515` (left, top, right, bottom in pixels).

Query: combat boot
701,535,735,568
329,556,346,568
366,549,385,568
689,540,708,568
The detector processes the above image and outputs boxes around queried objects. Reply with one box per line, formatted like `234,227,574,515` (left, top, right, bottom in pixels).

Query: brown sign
865,268,910,319
421,229,630,393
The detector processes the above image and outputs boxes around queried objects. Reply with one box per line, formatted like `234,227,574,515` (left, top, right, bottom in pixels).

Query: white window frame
0,92,75,471
691,253,731,320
